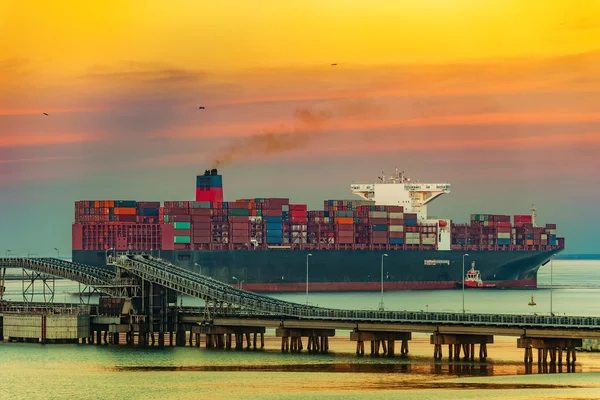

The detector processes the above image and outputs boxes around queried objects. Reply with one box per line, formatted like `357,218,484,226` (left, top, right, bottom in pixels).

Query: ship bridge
350,169,450,220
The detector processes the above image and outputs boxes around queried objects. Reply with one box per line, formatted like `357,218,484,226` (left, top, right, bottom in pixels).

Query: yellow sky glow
2,0,599,78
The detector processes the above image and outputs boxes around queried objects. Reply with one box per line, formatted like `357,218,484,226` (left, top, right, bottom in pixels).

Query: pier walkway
1,255,600,365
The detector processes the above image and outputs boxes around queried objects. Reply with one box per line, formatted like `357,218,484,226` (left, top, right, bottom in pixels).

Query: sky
1,0,599,255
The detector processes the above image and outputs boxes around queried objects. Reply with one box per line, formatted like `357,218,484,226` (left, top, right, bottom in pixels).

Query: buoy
528,295,536,306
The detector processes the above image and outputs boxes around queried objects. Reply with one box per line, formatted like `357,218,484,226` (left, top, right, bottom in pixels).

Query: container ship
71,168,565,292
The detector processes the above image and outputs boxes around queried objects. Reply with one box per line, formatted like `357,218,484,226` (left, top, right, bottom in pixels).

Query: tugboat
456,261,497,288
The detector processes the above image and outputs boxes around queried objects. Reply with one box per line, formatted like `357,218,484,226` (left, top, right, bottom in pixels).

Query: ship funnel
211,168,218,176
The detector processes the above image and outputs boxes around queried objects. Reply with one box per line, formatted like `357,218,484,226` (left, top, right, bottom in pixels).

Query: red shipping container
372,231,388,238
262,209,283,216
174,244,190,250
337,230,353,238
372,237,387,244
290,210,307,218
173,229,190,236
229,216,249,222
385,205,404,212
161,224,175,250
137,201,161,209
404,213,418,220
72,224,83,250
338,237,353,244
389,231,404,238
193,236,211,244
190,208,212,216
232,222,249,230
172,215,191,222
497,221,512,228
337,224,354,231
191,215,211,223
290,216,307,224
290,204,307,211
193,222,211,230
388,219,404,225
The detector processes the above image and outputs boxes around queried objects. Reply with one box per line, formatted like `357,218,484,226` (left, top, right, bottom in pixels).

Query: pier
2,255,600,368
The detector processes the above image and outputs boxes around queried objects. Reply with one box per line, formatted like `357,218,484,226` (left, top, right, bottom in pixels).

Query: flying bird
43,113,49,116
331,63,337,66
198,106,206,110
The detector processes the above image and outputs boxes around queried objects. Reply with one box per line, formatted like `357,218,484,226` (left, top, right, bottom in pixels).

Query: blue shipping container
266,223,282,231
389,238,404,245
405,219,417,226
140,208,159,216
498,239,511,245
372,224,387,232
116,200,137,208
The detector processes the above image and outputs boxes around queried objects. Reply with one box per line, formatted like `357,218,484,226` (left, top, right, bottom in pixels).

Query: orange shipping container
114,207,137,215
335,217,354,224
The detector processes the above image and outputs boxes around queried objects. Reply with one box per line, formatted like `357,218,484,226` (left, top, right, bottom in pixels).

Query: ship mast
530,204,537,227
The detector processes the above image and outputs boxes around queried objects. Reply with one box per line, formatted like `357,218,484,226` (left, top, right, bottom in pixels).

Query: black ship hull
73,247,563,291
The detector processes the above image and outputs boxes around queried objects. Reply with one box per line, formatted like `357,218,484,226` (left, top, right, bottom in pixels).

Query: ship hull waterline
74,247,562,292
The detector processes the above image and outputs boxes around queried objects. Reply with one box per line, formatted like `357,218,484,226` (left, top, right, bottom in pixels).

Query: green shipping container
174,236,191,244
257,210,262,216
229,209,250,216
174,222,191,229
163,215,169,222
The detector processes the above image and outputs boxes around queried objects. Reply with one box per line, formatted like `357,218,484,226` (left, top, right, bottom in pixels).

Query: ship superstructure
351,169,452,250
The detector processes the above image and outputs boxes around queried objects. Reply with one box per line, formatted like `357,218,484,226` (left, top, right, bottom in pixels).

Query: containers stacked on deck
196,169,223,203
286,204,308,245
72,169,563,253
163,201,191,250
72,222,173,251
75,200,161,224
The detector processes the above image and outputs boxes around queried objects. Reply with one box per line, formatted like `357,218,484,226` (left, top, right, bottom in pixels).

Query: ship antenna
530,204,537,227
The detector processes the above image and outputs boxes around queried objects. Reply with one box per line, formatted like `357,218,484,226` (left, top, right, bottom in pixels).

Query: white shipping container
389,225,404,232
388,212,404,219
498,232,511,239
369,211,387,218
422,238,436,245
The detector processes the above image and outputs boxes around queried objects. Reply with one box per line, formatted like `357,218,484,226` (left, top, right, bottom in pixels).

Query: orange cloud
0,133,98,147
0,155,83,164
165,111,600,140
0,107,103,116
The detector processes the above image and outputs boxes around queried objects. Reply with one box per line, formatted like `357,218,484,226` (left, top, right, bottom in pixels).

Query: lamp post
379,254,388,311
462,253,469,313
306,253,312,305
195,263,201,275
240,280,244,290
232,276,240,289
5,250,10,257
550,254,555,316
54,248,59,259
105,248,114,264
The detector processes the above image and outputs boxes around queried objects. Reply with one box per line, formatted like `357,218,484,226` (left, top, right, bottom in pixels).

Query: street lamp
306,253,313,305
5,250,11,257
462,253,470,313
105,248,114,264
550,254,555,316
240,280,244,290
379,254,388,311
232,276,240,289
195,263,202,275
54,248,59,258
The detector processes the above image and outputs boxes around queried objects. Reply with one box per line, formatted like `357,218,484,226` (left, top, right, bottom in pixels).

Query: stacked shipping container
72,172,564,253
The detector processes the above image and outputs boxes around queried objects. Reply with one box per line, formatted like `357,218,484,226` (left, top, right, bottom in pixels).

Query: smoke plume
212,107,332,168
